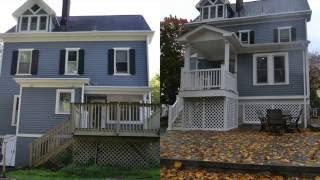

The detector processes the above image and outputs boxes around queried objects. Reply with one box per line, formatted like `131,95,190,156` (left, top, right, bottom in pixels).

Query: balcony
180,66,237,96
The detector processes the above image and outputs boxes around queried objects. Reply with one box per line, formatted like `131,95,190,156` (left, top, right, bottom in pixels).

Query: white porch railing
181,66,237,92
168,96,183,130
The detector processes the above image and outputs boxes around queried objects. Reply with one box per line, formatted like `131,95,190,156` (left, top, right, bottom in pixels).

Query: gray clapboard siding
237,50,304,96
3,41,148,86
15,137,35,167
18,88,82,134
222,19,307,44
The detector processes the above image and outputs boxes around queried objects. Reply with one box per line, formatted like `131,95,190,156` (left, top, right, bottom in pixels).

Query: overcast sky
160,0,320,52
0,0,160,79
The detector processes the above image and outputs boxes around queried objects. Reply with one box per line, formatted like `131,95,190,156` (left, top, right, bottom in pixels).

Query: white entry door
0,135,17,167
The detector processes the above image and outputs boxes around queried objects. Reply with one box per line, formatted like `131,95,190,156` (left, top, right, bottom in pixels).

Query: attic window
201,1,225,20
31,4,40,13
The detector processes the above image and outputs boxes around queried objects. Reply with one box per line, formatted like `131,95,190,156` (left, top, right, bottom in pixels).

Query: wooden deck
29,103,160,167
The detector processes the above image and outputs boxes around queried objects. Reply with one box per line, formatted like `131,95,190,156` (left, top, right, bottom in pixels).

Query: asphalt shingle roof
6,15,151,33
230,0,310,17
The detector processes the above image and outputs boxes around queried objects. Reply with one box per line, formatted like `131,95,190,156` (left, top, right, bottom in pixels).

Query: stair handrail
168,96,183,130
29,119,73,167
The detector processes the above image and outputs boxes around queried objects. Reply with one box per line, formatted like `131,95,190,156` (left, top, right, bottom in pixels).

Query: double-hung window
253,52,289,85
11,95,20,126
278,27,291,43
17,49,33,75
55,89,75,114
239,30,250,44
114,48,130,75
65,49,79,75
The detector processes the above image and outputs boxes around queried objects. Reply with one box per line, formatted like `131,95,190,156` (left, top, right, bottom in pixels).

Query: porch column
224,41,230,72
184,44,191,71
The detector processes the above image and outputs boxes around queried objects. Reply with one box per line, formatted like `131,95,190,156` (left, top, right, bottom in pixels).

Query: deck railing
71,103,160,136
29,119,73,167
181,67,237,92
168,96,183,130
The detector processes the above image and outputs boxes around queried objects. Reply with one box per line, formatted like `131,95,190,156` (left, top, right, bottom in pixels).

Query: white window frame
11,95,20,126
201,1,225,20
16,49,33,75
278,26,292,43
18,5,49,32
238,30,251,44
113,47,130,75
253,52,289,86
55,89,75,115
65,48,80,76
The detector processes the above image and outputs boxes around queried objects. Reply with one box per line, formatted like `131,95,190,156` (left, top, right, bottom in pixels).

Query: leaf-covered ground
161,130,320,166
161,167,320,180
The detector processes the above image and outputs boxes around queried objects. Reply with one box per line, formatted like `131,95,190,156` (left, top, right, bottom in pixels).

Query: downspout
303,49,307,128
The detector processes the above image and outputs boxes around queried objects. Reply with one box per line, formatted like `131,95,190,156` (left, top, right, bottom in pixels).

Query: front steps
171,112,184,130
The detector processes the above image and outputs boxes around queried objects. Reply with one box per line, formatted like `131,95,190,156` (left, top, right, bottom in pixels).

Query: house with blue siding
168,0,311,131
0,0,159,168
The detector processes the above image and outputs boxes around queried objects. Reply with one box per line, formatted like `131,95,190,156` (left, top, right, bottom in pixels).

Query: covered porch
178,25,240,94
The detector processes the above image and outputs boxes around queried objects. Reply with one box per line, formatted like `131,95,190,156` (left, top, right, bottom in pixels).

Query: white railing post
116,103,120,133
221,65,226,90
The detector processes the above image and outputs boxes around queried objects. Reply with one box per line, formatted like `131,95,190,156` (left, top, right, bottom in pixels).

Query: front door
88,96,107,129
0,135,17,167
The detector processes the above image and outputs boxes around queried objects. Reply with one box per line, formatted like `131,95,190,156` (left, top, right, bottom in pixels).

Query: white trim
238,95,305,100
0,31,154,43
11,95,20,126
238,30,251,44
55,89,75,115
15,87,22,136
17,134,42,138
278,26,292,43
19,15,49,32
0,43,3,77
14,78,90,88
85,86,151,95
177,25,232,42
13,0,56,18
253,52,289,86
113,48,130,75
16,49,33,75
65,48,80,76
201,3,225,21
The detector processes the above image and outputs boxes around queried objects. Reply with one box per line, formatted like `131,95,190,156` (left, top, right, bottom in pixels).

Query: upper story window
17,49,33,75
274,27,297,43
55,89,75,114
253,52,289,86
65,48,80,75
201,0,225,20
237,30,255,44
18,4,48,32
114,48,130,75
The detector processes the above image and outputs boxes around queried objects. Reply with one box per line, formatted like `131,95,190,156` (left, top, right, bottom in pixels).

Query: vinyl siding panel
222,19,307,44
237,50,304,96
15,137,35,167
3,41,148,86
18,88,82,134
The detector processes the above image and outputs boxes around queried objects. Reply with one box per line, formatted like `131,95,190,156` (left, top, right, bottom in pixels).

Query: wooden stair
29,120,74,168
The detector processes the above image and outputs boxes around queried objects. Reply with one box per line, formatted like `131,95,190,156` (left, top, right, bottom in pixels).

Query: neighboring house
168,0,311,131
0,0,159,168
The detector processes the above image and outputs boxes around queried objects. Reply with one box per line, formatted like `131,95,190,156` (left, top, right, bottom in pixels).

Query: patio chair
256,110,267,132
287,109,303,132
267,109,286,135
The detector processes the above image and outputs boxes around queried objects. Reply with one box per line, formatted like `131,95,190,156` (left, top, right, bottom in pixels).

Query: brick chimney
60,0,70,31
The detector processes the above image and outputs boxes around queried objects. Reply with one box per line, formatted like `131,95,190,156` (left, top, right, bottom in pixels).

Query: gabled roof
196,0,230,9
13,0,56,18
6,15,151,33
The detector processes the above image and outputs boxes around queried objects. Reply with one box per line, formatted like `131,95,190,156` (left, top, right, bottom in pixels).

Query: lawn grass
7,165,160,180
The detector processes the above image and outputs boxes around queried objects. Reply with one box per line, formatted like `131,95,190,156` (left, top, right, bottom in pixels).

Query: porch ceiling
191,40,236,60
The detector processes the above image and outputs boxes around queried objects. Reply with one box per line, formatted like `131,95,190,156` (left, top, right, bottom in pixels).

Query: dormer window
18,4,49,32
201,0,225,20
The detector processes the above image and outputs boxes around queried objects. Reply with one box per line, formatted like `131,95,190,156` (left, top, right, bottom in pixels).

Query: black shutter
108,49,114,75
250,31,255,44
11,51,19,75
273,29,279,43
129,49,136,75
78,49,85,75
31,50,39,75
59,50,66,75
236,32,239,37
291,27,296,41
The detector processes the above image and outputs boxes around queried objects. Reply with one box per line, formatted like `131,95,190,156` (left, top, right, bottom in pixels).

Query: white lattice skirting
239,99,305,124
183,97,238,131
